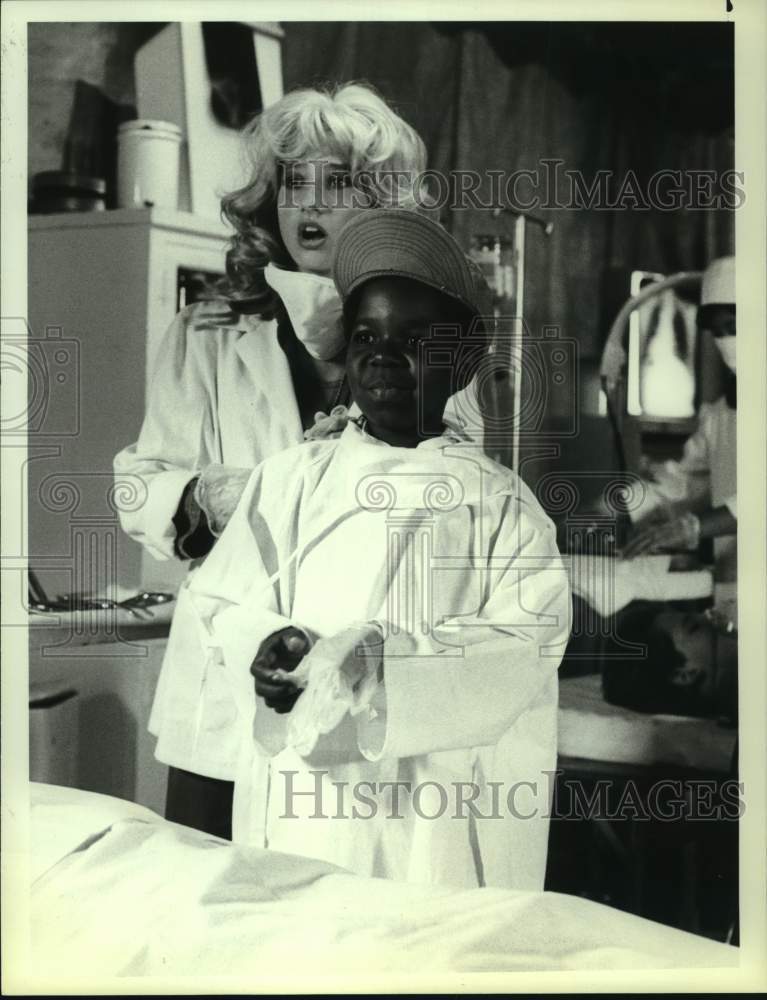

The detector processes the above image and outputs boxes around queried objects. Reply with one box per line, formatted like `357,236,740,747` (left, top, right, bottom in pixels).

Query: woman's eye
327,172,352,189
281,168,312,189
352,330,374,345
406,334,425,348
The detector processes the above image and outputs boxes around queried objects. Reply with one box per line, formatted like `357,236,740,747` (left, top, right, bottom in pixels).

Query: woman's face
277,157,369,276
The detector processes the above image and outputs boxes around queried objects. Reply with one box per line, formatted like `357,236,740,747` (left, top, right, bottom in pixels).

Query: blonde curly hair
219,82,427,312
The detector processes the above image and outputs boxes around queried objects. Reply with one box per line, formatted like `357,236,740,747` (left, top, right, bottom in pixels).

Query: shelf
28,207,232,239
28,602,175,652
636,416,698,436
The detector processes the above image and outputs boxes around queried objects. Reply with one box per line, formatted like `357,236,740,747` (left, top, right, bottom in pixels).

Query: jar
117,119,183,210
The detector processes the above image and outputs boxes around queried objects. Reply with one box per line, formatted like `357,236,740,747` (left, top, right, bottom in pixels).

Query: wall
28,22,163,178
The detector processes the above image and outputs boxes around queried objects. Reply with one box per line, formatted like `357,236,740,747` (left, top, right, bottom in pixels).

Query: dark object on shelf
60,79,137,209
30,171,107,214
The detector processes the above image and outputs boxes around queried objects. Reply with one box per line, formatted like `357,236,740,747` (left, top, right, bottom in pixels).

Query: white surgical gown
190,420,571,890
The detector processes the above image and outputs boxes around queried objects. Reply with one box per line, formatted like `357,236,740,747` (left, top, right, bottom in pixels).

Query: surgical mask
715,336,736,373
265,264,345,360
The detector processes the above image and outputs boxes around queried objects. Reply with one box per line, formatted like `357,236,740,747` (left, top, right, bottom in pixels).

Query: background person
622,255,736,584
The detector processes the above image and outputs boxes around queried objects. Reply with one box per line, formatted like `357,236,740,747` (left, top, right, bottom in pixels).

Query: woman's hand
622,508,700,558
303,405,350,441
194,465,252,536
250,627,311,713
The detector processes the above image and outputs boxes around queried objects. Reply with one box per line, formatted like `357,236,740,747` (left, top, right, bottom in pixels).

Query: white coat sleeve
113,305,222,561
187,457,311,725
443,379,483,443
630,404,714,521
357,498,572,761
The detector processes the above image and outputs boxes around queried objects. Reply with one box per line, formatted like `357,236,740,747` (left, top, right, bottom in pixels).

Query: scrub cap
332,208,493,320
700,255,735,306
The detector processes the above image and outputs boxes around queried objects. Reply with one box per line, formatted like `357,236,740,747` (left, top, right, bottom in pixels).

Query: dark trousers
165,766,234,841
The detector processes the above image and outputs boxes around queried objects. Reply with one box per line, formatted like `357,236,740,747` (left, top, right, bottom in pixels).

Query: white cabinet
27,208,229,597
26,210,229,814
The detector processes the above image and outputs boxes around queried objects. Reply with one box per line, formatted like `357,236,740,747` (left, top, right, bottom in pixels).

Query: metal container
30,171,106,214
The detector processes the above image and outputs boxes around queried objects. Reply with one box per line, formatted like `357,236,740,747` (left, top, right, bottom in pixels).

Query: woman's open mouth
297,221,328,249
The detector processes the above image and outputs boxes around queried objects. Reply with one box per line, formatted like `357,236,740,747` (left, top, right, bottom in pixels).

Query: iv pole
490,207,553,473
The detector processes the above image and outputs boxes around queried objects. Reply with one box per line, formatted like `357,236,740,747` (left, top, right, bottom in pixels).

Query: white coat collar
336,419,516,509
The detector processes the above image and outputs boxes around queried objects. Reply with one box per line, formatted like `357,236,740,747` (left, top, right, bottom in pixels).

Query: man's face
700,304,736,340
699,304,736,373
277,158,369,276
346,277,469,446
656,610,715,694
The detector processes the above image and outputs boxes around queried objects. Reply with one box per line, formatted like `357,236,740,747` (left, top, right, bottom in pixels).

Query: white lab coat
114,301,305,777
189,421,571,890
114,301,485,779
631,396,737,583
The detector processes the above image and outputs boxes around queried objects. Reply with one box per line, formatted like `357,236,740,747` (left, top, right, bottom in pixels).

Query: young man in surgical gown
189,210,571,891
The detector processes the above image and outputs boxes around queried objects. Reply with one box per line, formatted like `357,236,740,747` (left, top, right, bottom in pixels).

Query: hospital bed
24,782,737,988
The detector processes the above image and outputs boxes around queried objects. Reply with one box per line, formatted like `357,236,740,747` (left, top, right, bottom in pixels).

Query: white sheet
28,783,737,981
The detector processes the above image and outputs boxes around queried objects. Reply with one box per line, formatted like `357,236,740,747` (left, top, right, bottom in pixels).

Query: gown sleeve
356,494,572,761
113,304,225,561
188,447,321,731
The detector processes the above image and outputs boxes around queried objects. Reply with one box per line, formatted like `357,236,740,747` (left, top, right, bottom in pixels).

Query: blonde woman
114,83,427,837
